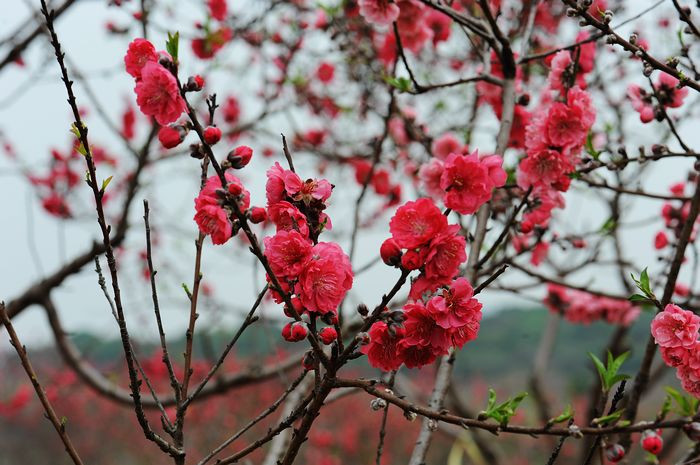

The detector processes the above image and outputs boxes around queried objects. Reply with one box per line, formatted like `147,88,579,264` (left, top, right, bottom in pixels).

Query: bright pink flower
423,224,467,279
222,96,241,124
358,0,400,26
660,345,691,367
283,172,333,204
267,201,310,237
544,87,595,151
530,241,549,266
431,133,462,160
419,158,445,199
389,198,447,249
316,62,335,83
124,38,158,79
266,162,287,205
517,147,574,191
399,302,450,364
425,9,451,45
628,84,655,123
440,151,506,215
298,242,353,313
427,277,482,331
208,0,227,21
134,62,186,125
263,230,313,278
192,27,232,59
42,193,71,218
657,72,688,108
194,173,250,245
655,231,669,249
362,321,404,372
651,304,700,348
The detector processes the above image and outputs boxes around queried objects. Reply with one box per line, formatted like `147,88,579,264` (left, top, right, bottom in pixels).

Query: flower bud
186,75,205,91
203,126,222,145
158,125,186,149
281,322,307,342
380,238,402,266
189,143,205,159
227,145,253,169
641,429,663,455
319,327,337,345
604,444,625,463
683,422,700,441
248,206,267,224
370,398,387,411
228,182,243,196
302,351,315,370
357,303,369,317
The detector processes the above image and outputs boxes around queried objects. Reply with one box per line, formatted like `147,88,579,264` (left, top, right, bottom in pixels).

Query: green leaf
101,176,113,192
665,386,699,416
599,217,615,235
166,31,180,62
584,132,601,160
589,351,630,392
385,76,412,92
631,268,655,299
70,122,88,156
547,404,573,426
592,408,624,426
480,389,528,426
628,294,651,303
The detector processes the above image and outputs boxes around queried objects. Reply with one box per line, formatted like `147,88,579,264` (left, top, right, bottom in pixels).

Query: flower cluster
124,38,186,125
193,171,250,245
384,198,468,299
361,0,451,64
263,161,353,320
25,141,118,218
516,49,596,239
628,72,688,123
651,304,700,397
419,149,506,215
362,277,482,370
654,175,699,256
544,284,640,326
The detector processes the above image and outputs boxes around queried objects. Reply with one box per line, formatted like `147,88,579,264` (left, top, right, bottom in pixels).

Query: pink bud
318,327,337,345
158,125,185,149
227,145,253,169
290,322,308,341
228,182,243,196
380,238,402,266
604,444,625,463
641,430,663,455
654,231,668,249
249,206,267,224
203,126,222,145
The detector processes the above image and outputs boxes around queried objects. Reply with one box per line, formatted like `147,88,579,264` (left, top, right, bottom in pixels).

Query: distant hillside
59,307,661,395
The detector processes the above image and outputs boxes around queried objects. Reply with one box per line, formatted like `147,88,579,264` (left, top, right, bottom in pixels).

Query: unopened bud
370,398,387,411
